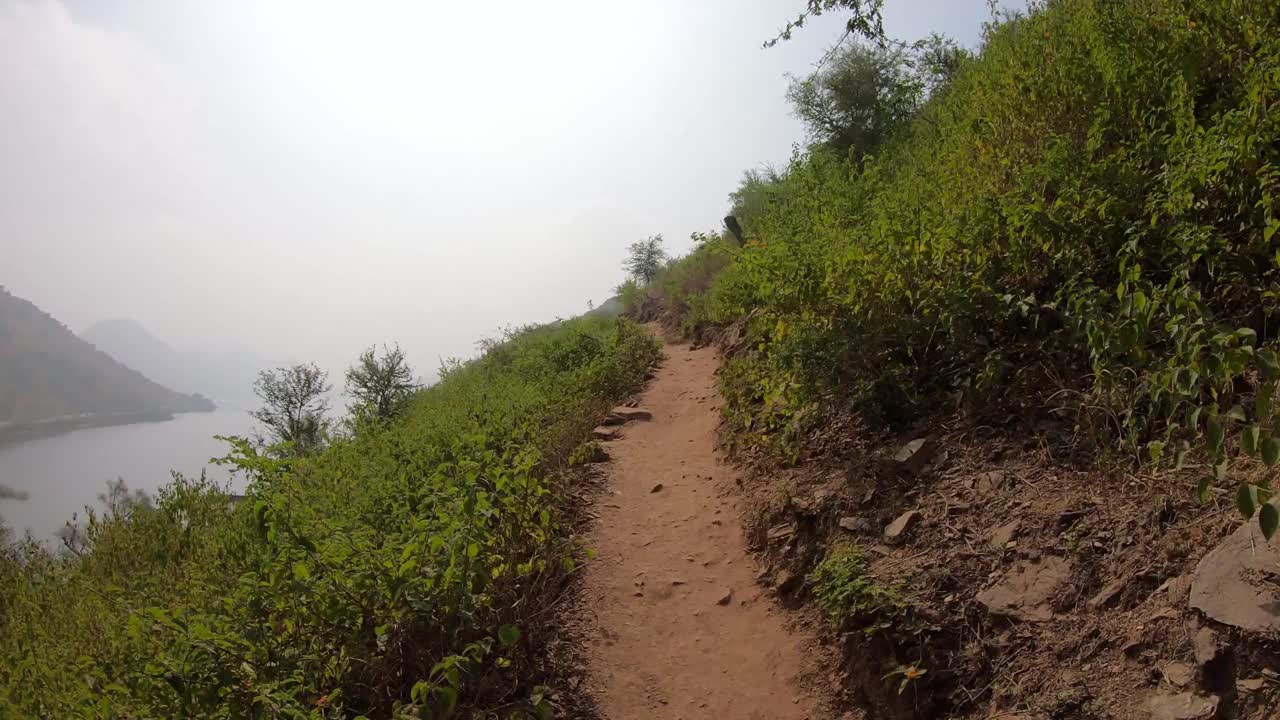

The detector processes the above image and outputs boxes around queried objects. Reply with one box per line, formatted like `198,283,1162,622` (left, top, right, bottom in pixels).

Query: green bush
809,545,911,634
0,316,659,719
656,0,1280,528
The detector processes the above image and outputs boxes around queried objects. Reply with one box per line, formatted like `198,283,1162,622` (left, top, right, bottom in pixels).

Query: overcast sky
1,0,1007,378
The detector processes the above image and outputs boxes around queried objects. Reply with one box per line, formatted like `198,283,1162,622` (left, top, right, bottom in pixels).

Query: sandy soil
577,337,826,720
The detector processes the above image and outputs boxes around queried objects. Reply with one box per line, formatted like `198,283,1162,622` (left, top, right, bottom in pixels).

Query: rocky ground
737,404,1280,719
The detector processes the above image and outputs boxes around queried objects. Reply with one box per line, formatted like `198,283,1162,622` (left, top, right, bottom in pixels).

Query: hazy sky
2,0,1006,378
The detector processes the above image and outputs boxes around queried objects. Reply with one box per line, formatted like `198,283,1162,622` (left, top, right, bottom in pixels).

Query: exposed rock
1193,627,1220,668
775,569,802,595
716,589,733,606
1236,677,1266,693
1146,692,1217,720
988,520,1021,549
883,510,922,545
1189,521,1280,632
603,407,654,425
1156,575,1193,606
1088,576,1129,610
1160,662,1194,688
976,470,1006,493
767,523,797,542
838,516,876,533
591,426,621,441
976,556,1071,623
893,437,939,477
650,483,664,494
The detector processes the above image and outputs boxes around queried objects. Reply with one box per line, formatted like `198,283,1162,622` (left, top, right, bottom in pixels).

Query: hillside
4,1,1280,718
623,1,1280,717
0,288,214,428
80,318,267,409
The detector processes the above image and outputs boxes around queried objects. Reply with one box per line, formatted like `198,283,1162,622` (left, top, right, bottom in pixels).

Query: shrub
0,316,659,718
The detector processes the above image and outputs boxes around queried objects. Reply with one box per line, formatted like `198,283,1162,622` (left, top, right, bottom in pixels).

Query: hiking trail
577,334,827,719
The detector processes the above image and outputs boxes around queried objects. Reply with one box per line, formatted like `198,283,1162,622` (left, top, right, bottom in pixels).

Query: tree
764,0,886,48
345,344,418,424
251,364,331,452
623,235,667,284
786,42,922,158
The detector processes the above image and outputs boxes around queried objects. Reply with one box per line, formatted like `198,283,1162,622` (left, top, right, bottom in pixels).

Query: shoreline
0,408,214,449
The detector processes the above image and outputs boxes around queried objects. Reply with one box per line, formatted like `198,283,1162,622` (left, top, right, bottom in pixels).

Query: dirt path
579,336,824,720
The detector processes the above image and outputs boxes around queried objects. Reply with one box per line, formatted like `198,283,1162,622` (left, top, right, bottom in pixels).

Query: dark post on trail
723,215,744,246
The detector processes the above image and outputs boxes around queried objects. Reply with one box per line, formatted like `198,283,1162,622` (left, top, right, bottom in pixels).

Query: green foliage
251,363,332,454
764,0,885,48
786,42,925,157
0,316,658,718
809,544,912,635
346,343,419,426
664,0,1280,536
622,235,668,284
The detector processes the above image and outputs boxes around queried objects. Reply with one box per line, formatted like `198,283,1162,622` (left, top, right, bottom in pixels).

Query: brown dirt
575,336,832,719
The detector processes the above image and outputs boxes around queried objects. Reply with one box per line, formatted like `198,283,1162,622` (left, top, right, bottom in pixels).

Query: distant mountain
0,288,214,427
80,318,268,410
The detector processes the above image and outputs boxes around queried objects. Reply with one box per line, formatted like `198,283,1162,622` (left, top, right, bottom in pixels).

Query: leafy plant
0,316,658,717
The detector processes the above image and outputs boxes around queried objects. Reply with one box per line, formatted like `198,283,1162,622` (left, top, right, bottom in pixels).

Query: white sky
1,0,1006,377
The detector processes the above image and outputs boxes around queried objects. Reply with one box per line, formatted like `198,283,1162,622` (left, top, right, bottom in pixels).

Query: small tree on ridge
623,235,667,284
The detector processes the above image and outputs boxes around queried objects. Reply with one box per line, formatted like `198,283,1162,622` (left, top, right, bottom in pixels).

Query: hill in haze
0,287,214,432
80,318,270,410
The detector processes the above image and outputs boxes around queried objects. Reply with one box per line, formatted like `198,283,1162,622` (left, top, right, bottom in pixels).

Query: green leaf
1260,349,1280,382
1196,477,1212,504
1260,503,1279,541
1207,416,1225,453
434,685,458,714
1265,435,1280,467
1244,425,1261,455
292,561,311,581
1214,459,1230,482
1237,484,1259,519
1224,405,1246,422
498,624,521,646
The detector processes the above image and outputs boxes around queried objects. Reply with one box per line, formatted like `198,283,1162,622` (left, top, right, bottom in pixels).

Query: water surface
0,409,255,540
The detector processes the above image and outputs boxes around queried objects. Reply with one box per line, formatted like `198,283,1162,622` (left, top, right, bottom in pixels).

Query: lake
0,409,256,540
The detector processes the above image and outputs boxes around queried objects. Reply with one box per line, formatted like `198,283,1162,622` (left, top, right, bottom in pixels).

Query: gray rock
1146,692,1217,720
838,516,876,533
1189,522,1280,632
976,470,1006,492
884,510,922,545
976,556,1071,623
610,406,653,421
1160,662,1194,688
1088,576,1128,610
591,426,621,441
767,523,797,542
1193,627,1220,668
775,569,801,594
893,437,939,476
988,520,1021,549
1236,677,1265,693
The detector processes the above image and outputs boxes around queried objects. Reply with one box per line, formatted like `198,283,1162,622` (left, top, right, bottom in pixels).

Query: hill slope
0,288,214,426
80,318,266,409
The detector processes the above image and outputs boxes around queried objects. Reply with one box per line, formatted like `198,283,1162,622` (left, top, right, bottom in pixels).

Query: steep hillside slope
80,318,266,409
0,288,214,427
